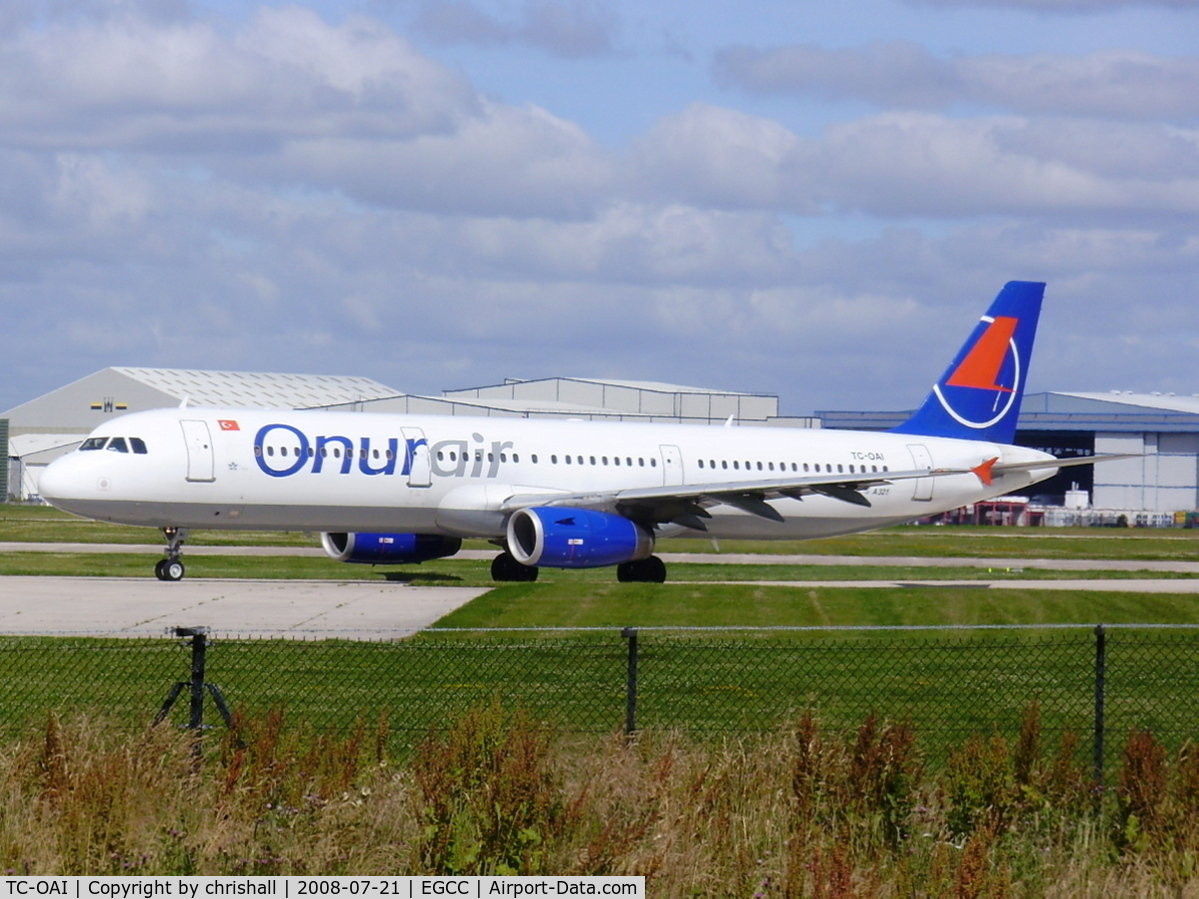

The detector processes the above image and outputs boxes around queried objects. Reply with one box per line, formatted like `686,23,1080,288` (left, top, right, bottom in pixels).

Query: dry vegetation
5,702,1199,896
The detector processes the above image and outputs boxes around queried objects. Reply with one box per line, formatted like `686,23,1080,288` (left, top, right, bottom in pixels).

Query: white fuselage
38,407,1060,541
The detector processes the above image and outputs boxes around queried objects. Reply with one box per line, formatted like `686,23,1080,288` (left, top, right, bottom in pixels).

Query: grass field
7,505,1199,885
4,501,1199,758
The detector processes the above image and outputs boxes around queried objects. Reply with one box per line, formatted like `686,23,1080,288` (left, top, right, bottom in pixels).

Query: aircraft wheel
155,559,185,581
617,556,667,583
491,552,538,582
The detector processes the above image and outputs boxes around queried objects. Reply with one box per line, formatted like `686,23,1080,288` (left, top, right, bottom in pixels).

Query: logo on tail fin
931,313,1023,431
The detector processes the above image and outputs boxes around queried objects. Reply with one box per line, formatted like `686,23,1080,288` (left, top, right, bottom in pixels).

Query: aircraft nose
38,454,83,501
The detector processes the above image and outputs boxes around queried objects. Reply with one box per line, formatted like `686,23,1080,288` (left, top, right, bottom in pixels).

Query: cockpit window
130,437,148,454
80,437,108,451
107,437,129,453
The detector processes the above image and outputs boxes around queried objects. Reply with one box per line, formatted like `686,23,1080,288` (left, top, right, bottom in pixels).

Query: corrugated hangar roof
819,391,1199,433
110,367,399,409
446,376,762,397
1056,391,1199,415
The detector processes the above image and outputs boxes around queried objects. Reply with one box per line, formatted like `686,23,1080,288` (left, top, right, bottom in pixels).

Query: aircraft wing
500,453,1134,532
501,466,964,531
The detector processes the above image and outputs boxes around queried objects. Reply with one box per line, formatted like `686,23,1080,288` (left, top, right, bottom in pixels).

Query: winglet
972,457,998,486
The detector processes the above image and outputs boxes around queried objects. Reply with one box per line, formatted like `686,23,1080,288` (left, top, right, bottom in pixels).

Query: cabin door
906,444,934,502
659,444,684,487
181,420,215,483
402,428,432,487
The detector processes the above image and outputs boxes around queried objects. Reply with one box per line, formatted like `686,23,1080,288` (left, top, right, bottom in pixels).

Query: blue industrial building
819,392,1199,516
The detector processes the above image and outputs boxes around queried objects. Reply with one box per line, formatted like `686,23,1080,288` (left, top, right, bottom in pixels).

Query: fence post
622,627,639,735
1093,624,1106,807
187,627,209,731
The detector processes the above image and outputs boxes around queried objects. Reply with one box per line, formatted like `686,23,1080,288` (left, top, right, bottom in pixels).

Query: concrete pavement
0,576,486,639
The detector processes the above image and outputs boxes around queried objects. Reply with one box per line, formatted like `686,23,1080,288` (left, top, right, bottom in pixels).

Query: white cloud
632,104,818,212
269,100,617,218
0,6,477,150
714,43,1199,121
632,105,1199,221
0,2,1197,415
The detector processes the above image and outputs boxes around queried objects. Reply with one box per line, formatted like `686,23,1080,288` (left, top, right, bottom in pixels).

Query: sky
1,0,1197,417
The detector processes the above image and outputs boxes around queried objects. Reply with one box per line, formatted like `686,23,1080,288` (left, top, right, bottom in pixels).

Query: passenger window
698,460,705,469
80,437,108,451
107,437,129,453
130,437,148,454
650,458,657,467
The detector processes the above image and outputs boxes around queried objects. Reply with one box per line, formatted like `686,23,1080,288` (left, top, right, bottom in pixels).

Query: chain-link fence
3,625,1199,779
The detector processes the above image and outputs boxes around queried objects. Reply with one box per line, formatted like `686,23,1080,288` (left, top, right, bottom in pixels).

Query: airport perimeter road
0,576,486,639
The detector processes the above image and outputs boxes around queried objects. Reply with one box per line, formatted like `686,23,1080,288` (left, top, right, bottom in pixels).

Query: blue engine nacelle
507,507,654,569
320,532,463,565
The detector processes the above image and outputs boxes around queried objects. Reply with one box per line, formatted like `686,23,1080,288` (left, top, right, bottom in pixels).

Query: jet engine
320,532,462,565
507,507,654,569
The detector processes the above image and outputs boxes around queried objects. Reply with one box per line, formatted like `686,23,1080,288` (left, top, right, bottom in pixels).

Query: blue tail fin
892,281,1044,444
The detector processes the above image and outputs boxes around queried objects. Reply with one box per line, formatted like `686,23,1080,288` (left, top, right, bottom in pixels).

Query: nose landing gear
155,527,189,581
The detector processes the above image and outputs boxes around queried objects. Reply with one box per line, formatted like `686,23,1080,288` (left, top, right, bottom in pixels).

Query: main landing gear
617,556,667,583
488,552,668,583
491,551,539,582
155,527,189,581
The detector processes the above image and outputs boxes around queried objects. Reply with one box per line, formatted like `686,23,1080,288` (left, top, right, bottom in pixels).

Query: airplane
37,281,1109,583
